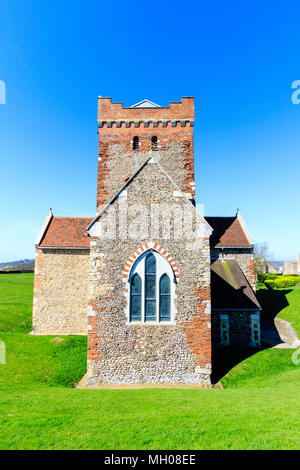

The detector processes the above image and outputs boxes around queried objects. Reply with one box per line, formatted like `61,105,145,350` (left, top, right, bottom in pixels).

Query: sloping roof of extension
38,216,93,248
204,216,252,248
211,259,260,310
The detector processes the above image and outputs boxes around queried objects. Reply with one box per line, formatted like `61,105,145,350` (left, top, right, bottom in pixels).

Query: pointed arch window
133,136,139,150
128,250,175,324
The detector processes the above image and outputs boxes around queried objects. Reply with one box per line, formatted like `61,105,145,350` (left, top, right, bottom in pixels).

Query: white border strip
35,211,53,245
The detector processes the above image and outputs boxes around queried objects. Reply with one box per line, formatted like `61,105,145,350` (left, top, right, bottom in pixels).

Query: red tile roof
205,216,252,248
38,215,251,249
39,217,93,248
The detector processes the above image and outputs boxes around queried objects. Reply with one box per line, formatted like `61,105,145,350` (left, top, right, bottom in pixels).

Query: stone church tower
96,97,196,210
87,97,213,385
32,96,261,387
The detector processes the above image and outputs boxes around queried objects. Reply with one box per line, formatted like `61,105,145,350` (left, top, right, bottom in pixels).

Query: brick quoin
96,97,195,209
179,285,211,367
248,258,256,291
87,300,101,361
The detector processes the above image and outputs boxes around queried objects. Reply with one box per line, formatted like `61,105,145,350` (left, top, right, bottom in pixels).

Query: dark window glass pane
160,273,170,294
145,275,155,298
159,296,170,321
130,273,141,321
151,136,158,150
145,253,156,321
145,253,156,274
131,272,141,294
145,300,156,321
130,295,142,321
133,136,139,150
159,274,171,321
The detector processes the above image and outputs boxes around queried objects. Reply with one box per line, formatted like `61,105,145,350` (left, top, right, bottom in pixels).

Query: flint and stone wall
212,311,253,348
33,248,89,334
88,163,212,385
97,98,195,209
97,140,194,210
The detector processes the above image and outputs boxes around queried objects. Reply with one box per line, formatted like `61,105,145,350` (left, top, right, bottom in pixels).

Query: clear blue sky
0,0,299,262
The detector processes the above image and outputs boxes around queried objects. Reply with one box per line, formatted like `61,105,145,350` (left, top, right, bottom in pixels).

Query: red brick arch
122,242,180,281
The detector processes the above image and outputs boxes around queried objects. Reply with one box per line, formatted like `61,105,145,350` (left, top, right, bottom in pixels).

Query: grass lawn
0,274,299,450
0,273,33,333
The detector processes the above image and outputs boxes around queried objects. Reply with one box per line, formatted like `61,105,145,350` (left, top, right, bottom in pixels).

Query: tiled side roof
38,215,250,248
204,216,252,248
211,259,260,310
38,217,93,248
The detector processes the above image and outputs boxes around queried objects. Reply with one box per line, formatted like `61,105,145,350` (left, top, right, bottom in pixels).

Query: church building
33,97,261,385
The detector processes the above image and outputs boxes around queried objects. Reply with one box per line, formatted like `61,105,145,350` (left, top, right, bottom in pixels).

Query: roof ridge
207,215,252,248
205,216,236,219
53,216,94,219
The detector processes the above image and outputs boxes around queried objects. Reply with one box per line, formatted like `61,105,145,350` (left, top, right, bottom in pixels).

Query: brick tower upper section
96,97,195,212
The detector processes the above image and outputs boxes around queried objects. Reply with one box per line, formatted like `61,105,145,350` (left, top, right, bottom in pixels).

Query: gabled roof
35,210,53,245
204,215,252,248
130,99,161,108
38,217,93,248
211,259,260,310
87,155,212,237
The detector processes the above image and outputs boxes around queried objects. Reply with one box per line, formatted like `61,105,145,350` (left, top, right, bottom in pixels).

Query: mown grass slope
0,274,299,450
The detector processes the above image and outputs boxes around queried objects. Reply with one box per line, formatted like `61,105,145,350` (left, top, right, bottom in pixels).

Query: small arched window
130,273,142,321
133,136,139,150
151,136,158,150
159,274,171,321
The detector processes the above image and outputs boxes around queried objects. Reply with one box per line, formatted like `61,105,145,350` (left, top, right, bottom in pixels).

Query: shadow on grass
211,289,292,384
211,346,268,384
256,288,292,319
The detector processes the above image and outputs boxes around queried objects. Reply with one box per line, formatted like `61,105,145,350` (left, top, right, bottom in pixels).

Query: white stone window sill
126,321,176,326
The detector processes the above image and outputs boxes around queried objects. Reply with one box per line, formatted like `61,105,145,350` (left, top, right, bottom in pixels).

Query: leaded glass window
159,274,171,321
130,273,142,321
145,253,156,321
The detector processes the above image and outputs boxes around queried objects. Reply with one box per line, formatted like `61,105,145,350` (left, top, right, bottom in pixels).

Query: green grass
0,273,33,333
257,284,300,336
0,274,299,449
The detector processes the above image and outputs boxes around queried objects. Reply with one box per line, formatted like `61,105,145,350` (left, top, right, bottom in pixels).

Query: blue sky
0,0,299,262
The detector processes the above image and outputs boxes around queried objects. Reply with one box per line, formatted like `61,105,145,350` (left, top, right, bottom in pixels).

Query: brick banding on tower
96,97,196,210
